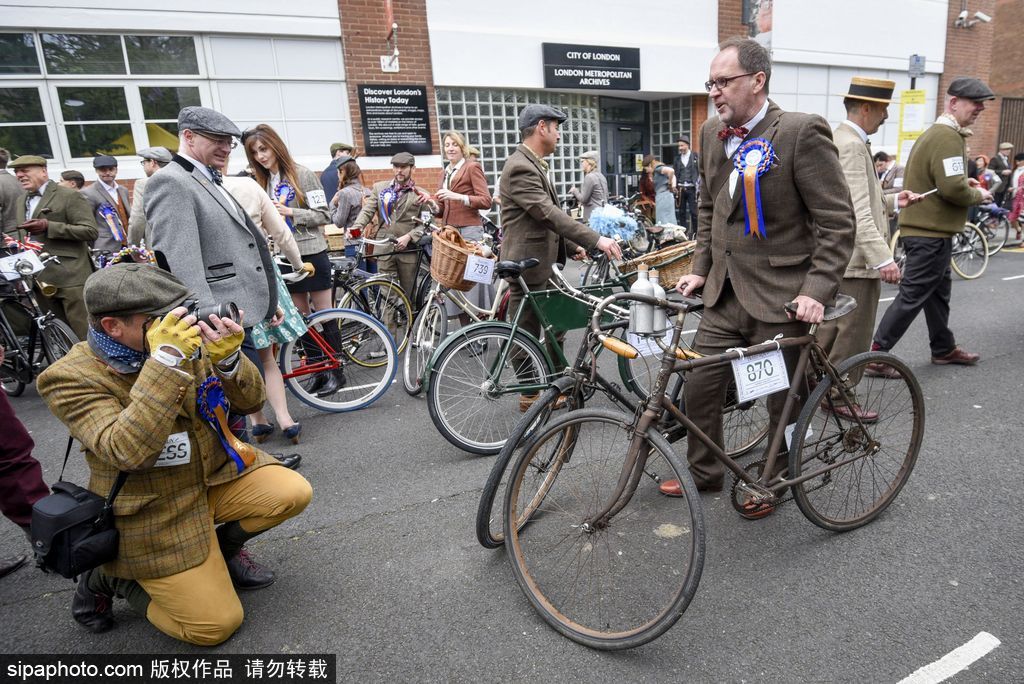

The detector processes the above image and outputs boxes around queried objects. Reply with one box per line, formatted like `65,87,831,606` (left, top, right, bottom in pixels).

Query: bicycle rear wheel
950,224,988,279
505,409,705,650
981,216,1009,255
280,308,396,412
427,325,550,455
40,318,79,365
402,300,447,396
0,323,26,396
789,351,923,532
338,278,412,355
889,229,906,272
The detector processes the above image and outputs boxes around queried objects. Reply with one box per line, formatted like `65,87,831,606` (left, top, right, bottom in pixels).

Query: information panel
357,84,432,156
542,43,640,91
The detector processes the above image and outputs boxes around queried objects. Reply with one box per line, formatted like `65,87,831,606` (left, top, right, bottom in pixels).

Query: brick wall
360,167,442,190
719,0,750,43
691,96,709,153
991,0,1024,96
939,0,999,156
337,0,438,157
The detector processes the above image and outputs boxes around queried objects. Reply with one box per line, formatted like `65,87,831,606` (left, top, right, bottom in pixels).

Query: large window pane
139,86,200,119
0,88,45,123
126,36,199,75
0,33,40,74
42,33,125,75
145,122,180,152
0,126,53,158
65,123,135,157
57,87,129,122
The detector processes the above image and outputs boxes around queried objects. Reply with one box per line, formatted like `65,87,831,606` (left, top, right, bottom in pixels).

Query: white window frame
0,81,60,159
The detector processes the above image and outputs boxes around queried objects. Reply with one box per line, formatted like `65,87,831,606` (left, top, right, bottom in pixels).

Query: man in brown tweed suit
37,264,312,645
659,38,855,512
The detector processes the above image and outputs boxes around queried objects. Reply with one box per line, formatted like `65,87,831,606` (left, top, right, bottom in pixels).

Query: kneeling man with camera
37,263,312,645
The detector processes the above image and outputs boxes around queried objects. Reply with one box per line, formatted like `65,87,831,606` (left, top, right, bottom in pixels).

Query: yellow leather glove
205,328,245,365
146,312,201,367
301,262,316,276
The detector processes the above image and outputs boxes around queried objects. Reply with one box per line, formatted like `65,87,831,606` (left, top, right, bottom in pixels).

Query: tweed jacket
834,123,897,279
439,160,491,227
126,175,149,246
880,163,905,195
351,179,433,263
0,170,22,232
570,170,609,220
145,156,277,324
9,180,98,288
81,181,132,254
499,144,601,286
265,165,331,256
37,343,278,580
693,101,855,323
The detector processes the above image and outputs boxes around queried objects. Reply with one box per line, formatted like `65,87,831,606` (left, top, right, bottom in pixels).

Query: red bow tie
718,126,749,141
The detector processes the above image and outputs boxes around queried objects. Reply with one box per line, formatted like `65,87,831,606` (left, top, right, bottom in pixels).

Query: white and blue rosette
274,181,297,231
733,138,777,239
98,204,125,243
588,204,638,242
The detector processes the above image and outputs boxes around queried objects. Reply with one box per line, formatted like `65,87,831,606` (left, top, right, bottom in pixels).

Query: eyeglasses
192,130,238,149
704,73,756,92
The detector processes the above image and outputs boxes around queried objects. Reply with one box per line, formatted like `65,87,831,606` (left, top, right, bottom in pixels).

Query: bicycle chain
729,456,833,511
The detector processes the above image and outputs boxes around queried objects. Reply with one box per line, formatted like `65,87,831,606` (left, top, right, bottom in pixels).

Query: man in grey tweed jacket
145,107,278,328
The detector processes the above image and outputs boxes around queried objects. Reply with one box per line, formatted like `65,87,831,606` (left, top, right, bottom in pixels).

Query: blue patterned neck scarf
378,177,416,225
88,327,147,374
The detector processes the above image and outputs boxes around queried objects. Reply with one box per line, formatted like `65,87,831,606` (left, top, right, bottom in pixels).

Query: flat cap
677,135,691,144
84,264,193,317
999,141,1014,150
390,151,415,166
518,104,567,130
137,146,172,163
60,170,85,182
9,155,47,168
330,142,354,155
93,154,117,168
947,77,995,101
177,106,242,138
580,150,600,163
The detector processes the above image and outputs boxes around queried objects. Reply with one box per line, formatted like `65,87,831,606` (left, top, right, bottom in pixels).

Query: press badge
942,157,965,177
306,189,328,208
154,432,192,467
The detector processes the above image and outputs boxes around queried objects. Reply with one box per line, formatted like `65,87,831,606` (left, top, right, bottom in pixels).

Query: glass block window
650,96,691,158
435,87,600,216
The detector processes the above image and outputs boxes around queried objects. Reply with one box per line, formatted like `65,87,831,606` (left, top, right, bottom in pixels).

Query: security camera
974,11,992,23
957,9,968,20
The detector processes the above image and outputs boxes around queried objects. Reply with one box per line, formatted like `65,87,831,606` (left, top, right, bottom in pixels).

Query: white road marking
879,297,896,302
1001,274,1024,281
897,632,1001,684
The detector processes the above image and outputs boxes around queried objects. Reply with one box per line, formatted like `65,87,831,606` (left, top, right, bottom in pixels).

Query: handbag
30,437,128,579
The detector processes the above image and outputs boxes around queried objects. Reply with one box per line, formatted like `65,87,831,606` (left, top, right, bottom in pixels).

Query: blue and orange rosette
197,377,256,473
99,204,125,243
274,181,296,231
733,139,777,239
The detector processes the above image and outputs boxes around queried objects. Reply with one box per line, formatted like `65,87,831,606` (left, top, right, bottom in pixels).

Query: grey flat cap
580,150,600,163
138,146,172,163
947,77,995,101
93,154,117,168
177,106,242,138
390,151,415,166
60,170,85,183
518,104,567,130
85,264,192,317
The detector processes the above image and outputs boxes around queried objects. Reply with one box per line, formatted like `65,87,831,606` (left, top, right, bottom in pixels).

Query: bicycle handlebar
589,291,701,359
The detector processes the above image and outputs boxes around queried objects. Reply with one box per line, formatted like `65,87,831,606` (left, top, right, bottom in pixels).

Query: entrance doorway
599,98,648,197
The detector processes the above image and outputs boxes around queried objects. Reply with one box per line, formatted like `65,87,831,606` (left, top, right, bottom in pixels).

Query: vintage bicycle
501,290,923,649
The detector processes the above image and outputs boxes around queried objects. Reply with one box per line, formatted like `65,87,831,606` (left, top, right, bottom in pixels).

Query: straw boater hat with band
843,77,896,104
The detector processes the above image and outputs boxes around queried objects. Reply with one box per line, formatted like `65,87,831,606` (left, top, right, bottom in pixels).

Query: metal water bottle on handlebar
649,268,669,334
628,263,655,335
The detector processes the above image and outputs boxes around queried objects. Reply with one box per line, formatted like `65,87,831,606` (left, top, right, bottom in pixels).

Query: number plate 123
730,349,789,403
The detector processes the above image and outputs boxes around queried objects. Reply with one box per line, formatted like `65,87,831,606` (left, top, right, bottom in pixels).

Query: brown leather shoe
864,362,902,379
931,347,980,366
658,478,723,497
821,400,879,423
737,501,775,520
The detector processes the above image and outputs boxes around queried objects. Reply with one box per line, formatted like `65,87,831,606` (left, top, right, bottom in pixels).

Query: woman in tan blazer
436,131,493,319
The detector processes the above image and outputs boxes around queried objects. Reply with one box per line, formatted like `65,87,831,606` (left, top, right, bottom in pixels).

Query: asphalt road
2,255,1023,683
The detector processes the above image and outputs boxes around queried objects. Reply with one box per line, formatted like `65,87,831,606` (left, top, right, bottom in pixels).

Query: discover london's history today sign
357,84,432,156
542,43,641,91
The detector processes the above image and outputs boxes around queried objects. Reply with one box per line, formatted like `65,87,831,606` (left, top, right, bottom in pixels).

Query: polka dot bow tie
717,126,749,141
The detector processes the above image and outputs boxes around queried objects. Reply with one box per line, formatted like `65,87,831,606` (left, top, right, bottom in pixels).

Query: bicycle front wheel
789,351,923,532
505,409,705,650
982,216,1009,255
280,308,397,412
427,326,550,455
950,224,988,279
402,300,447,396
338,278,412,355
40,318,79,365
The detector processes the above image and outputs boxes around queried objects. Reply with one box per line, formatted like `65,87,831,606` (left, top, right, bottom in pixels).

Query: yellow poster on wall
896,89,927,164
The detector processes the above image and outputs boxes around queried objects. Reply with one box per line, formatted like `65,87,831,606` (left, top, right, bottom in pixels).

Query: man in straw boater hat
815,77,922,420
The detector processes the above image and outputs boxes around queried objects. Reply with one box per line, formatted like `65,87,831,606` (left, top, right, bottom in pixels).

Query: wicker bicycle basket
619,240,696,285
430,226,495,292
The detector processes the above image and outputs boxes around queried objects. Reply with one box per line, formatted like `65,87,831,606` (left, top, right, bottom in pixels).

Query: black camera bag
30,437,128,579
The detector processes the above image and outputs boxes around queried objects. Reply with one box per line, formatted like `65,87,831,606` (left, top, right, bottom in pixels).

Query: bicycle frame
280,322,340,381
426,277,510,323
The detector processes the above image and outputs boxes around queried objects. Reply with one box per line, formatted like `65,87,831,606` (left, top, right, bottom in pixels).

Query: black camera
183,299,239,326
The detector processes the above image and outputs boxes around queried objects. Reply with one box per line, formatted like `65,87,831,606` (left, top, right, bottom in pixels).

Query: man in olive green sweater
869,78,994,372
